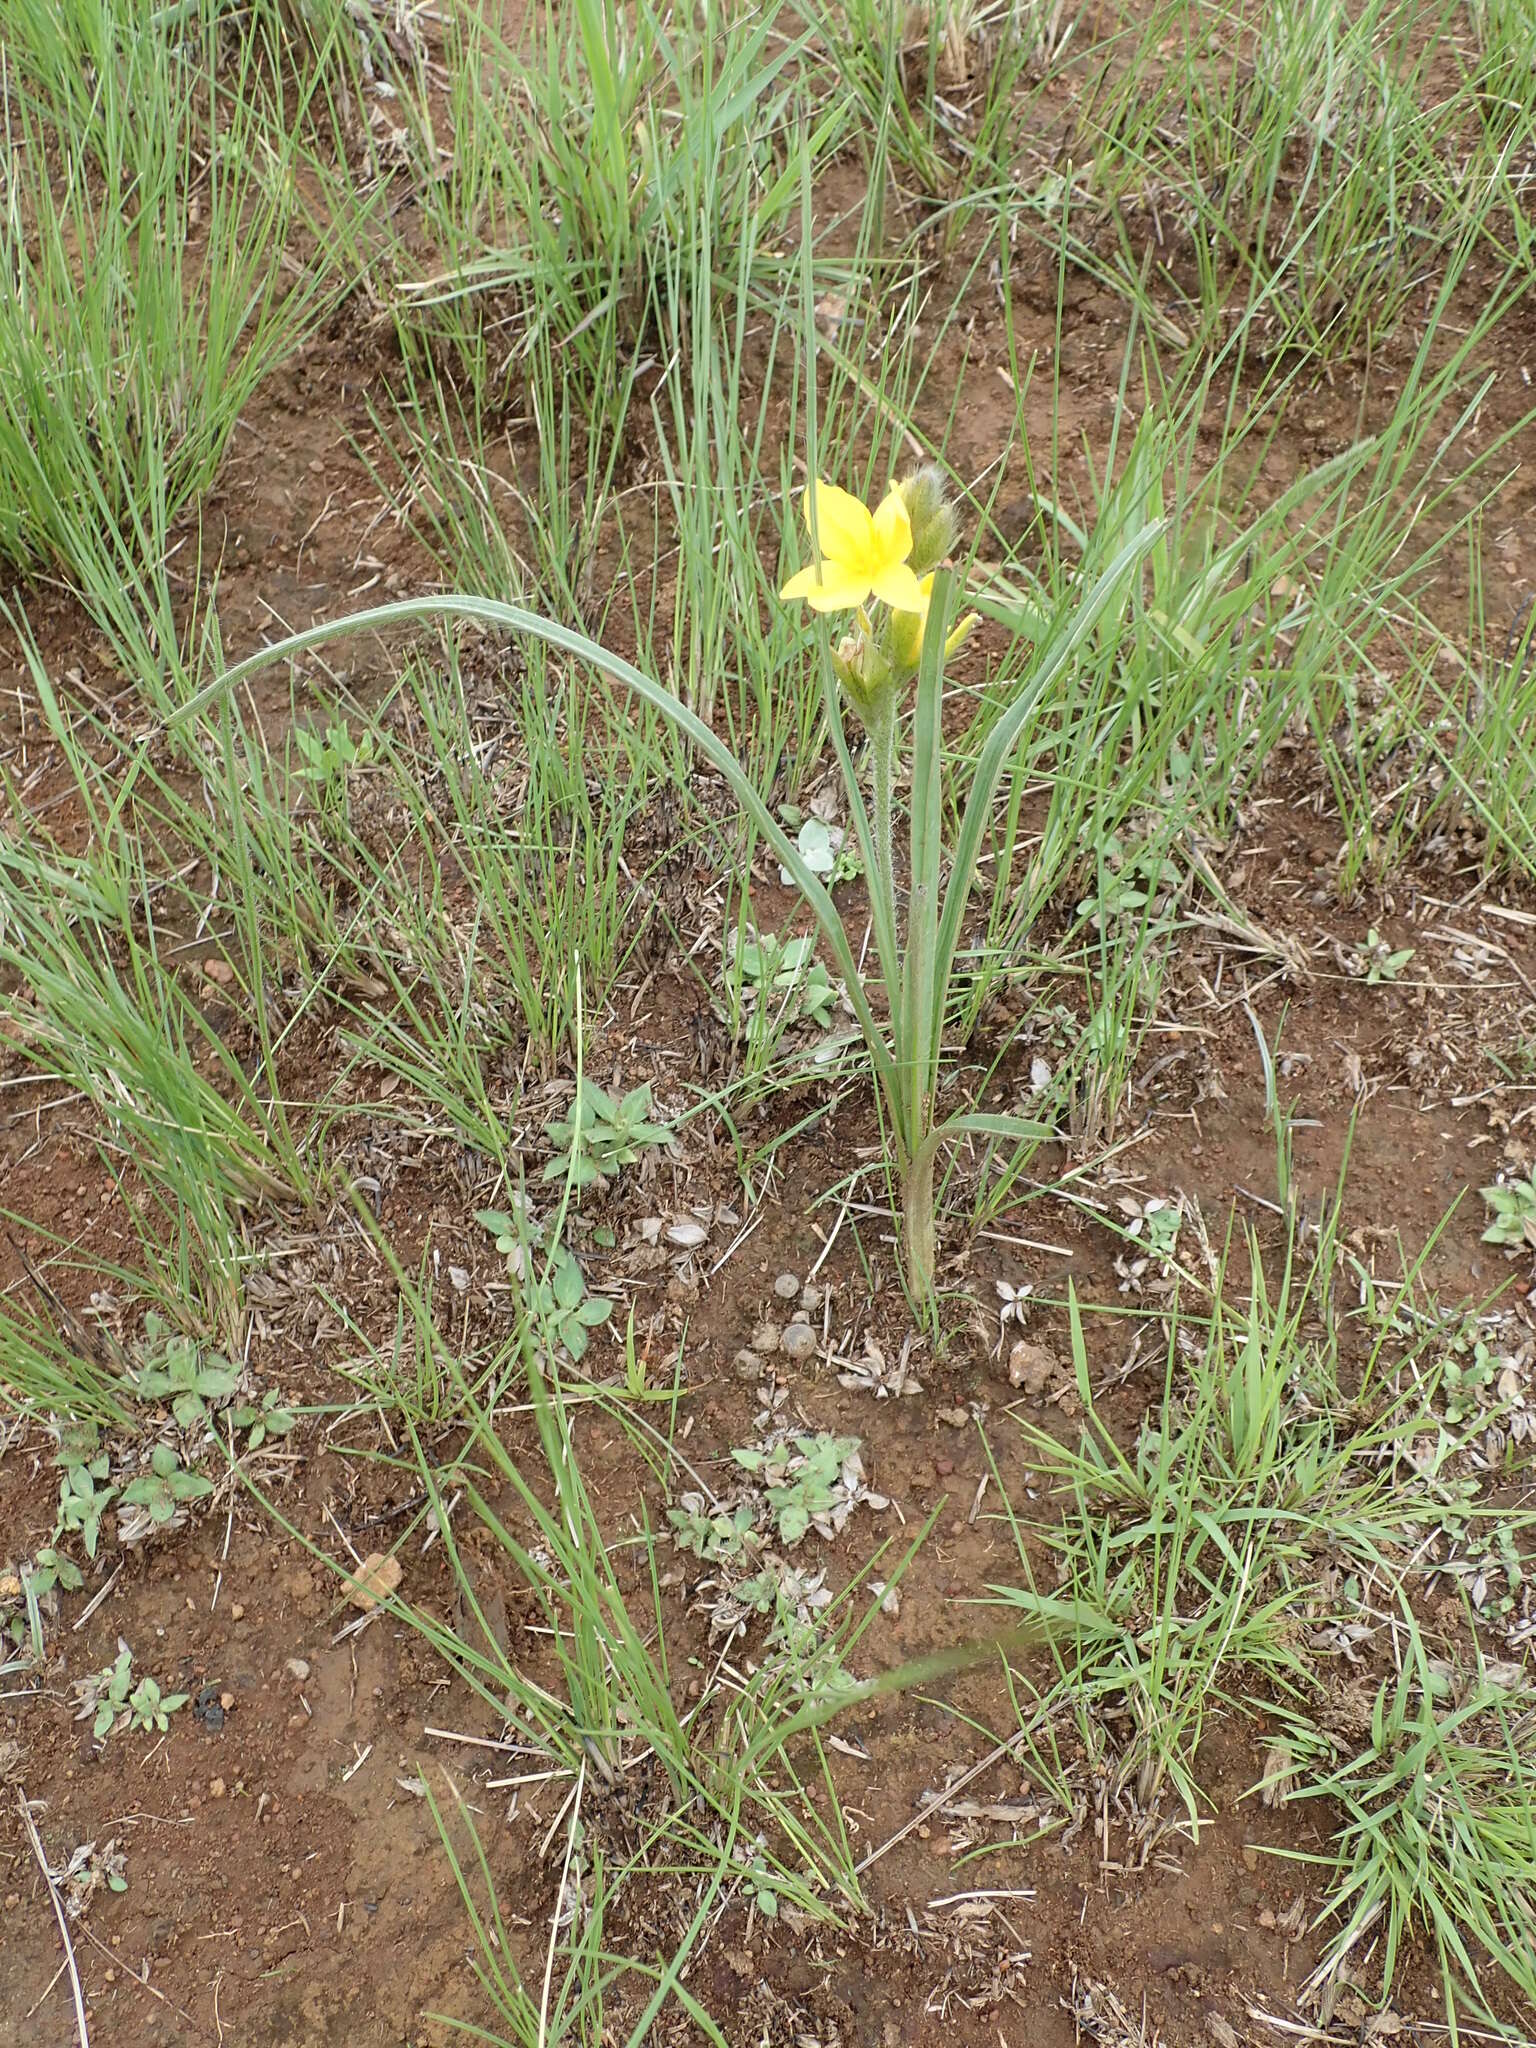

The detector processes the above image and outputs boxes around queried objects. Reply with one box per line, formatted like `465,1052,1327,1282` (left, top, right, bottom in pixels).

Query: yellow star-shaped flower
779,480,926,615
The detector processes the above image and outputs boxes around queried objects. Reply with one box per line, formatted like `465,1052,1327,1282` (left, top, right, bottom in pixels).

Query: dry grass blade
14,1786,90,2048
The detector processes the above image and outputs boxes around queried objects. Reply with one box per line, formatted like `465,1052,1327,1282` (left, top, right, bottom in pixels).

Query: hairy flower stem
864,688,899,942
863,685,936,1305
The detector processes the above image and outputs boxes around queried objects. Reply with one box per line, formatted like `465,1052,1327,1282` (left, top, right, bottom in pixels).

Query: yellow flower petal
801,570,875,613
869,559,926,612
779,563,824,601
806,479,876,568
871,484,913,565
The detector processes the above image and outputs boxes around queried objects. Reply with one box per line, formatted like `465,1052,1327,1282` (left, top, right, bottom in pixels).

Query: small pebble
209,1778,226,1799
750,1322,782,1354
732,1348,764,1381
772,1271,800,1300
285,1658,310,1683
800,1284,822,1313
780,1324,817,1364
230,1603,245,1621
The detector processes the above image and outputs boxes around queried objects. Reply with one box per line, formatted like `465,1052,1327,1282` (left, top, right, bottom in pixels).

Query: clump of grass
389,0,814,413
1265,1631,1536,2040
0,0,343,689
984,1158,1527,1833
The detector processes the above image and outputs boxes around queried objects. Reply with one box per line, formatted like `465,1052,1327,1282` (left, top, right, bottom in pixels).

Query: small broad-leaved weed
1077,832,1182,927
777,808,860,887
670,1435,885,1578
477,1207,613,1362
1361,927,1415,985
732,1433,866,1547
1481,1176,1536,1249
668,1499,762,1565
130,1315,293,1450
24,1546,83,1601
294,717,374,825
127,1674,187,1733
732,930,838,1031
60,1837,128,1917
132,1314,240,1430
542,1078,674,1192
5,1543,86,1660
120,1442,214,1528
54,1438,115,1559
229,1389,297,1450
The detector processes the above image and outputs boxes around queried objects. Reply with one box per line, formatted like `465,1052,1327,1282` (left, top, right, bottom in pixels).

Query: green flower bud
888,604,925,673
831,626,894,725
897,467,958,577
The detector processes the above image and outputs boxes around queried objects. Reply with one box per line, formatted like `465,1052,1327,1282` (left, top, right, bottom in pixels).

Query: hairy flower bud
897,467,958,577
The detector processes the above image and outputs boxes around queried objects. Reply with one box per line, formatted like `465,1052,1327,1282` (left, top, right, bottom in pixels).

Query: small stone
209,1778,226,1799
220,1692,234,1712
285,1658,310,1683
1258,1909,1276,1930
202,959,235,986
732,1349,764,1381
230,1603,245,1621
780,1324,817,1364
750,1322,782,1354
1006,1340,1057,1395
773,1271,800,1301
1241,1845,1259,1872
800,1283,822,1313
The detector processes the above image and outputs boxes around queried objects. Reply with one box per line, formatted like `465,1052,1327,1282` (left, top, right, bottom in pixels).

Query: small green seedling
1481,1178,1536,1249
542,1079,674,1191
229,1390,297,1450
120,1443,214,1526
127,1674,188,1734
668,1500,762,1564
1362,928,1414,984
132,1314,240,1429
777,810,860,887
1440,1339,1502,1426
1077,833,1181,926
77,1643,187,1741
477,1209,614,1361
25,1547,83,1601
735,932,838,1030
81,1643,135,1741
55,1451,116,1559
1128,1195,1182,1263
294,718,374,823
